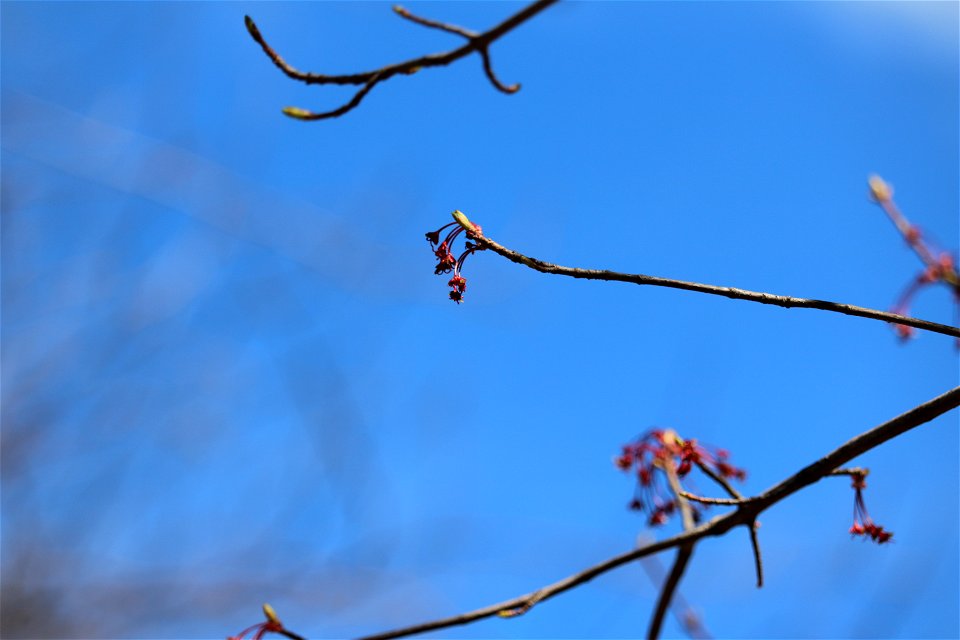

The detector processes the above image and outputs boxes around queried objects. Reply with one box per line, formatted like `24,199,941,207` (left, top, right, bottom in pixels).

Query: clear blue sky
2,2,958,639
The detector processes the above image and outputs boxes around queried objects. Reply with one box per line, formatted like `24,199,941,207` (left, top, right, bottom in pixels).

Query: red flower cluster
614,429,746,527
868,176,960,341
426,213,484,304
228,604,284,640
848,470,893,544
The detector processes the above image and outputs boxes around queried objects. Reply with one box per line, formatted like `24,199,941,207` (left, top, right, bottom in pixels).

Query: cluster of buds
228,604,285,640
425,210,485,304
868,175,960,341
848,469,893,544
614,429,746,527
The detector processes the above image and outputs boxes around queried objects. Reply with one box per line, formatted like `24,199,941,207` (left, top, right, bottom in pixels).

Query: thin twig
678,491,744,506
828,467,868,478
694,461,743,500
648,547,694,640
464,226,960,339
747,521,763,589
479,47,521,93
691,459,762,586
281,72,383,121
245,0,557,119
356,385,960,640
392,5,477,39
875,195,939,268
648,462,697,639
636,535,712,640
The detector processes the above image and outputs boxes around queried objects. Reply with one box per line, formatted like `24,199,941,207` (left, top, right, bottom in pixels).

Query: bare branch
281,72,384,121
683,464,761,588
678,491,744,506
747,521,763,589
828,467,868,478
695,460,743,500
466,230,960,339
356,385,960,640
648,462,697,639
648,546,694,640
479,48,521,94
635,536,712,639
245,0,557,119
392,5,477,39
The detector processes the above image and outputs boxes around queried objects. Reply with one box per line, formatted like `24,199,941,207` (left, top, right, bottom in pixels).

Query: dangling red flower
425,211,486,303
848,470,893,544
614,428,746,528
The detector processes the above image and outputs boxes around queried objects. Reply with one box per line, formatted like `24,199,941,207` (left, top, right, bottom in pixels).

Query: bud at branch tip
452,210,479,234
868,175,892,203
262,603,279,624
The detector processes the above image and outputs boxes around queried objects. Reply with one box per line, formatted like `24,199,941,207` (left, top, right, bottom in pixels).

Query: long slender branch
355,385,960,640
471,232,960,339
245,0,557,119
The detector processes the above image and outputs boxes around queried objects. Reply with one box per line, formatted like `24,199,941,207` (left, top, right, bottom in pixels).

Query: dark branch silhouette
245,0,557,120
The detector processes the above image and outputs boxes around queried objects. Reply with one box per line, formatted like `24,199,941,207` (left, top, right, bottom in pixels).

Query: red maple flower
615,429,746,527
425,213,485,303
848,470,893,545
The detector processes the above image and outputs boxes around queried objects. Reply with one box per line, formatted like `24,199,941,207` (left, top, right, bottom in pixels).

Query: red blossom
848,470,893,545
425,215,486,303
614,428,746,528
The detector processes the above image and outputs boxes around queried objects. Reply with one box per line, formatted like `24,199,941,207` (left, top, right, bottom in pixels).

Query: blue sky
2,2,958,639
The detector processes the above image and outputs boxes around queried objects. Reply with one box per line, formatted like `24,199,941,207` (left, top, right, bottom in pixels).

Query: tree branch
355,385,960,640
467,228,960,339
648,462,697,639
245,0,557,120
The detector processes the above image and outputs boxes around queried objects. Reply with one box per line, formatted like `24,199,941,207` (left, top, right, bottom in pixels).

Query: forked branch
245,0,557,120
354,385,960,640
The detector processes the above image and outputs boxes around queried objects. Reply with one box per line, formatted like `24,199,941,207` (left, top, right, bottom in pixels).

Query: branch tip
868,174,893,203
263,603,280,624
282,106,313,120
452,210,478,234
